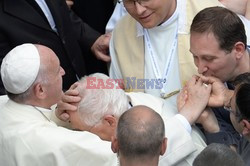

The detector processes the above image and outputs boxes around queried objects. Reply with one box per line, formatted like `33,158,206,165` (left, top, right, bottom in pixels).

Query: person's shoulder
0,95,8,106
127,92,164,114
114,14,136,31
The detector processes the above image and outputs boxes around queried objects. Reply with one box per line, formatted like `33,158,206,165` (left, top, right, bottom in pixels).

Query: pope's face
38,45,65,107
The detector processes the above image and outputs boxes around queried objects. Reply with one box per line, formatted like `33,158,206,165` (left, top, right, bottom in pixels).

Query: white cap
1,43,40,94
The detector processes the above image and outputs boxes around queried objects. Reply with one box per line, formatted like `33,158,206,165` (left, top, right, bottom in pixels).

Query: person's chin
140,21,156,29
138,16,156,28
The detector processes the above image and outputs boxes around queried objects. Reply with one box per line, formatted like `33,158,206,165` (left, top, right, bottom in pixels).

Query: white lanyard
143,26,178,96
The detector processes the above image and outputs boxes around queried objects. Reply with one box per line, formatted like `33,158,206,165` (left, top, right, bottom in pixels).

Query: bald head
35,44,59,82
117,105,165,159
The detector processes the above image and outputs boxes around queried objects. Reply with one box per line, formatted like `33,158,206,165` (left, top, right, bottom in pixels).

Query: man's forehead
190,49,215,57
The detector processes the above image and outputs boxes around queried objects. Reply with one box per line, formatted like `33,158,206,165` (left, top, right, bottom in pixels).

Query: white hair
77,73,129,126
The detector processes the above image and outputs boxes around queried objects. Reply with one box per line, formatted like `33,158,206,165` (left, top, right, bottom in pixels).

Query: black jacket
0,0,100,94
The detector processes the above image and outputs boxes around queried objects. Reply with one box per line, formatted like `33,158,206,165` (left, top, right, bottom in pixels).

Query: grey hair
193,143,244,166
76,73,129,126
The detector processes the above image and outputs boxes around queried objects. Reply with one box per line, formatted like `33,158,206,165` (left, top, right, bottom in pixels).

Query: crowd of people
0,0,250,165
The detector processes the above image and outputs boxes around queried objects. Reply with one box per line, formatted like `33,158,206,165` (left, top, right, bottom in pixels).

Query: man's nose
135,2,147,15
60,67,65,76
197,62,208,74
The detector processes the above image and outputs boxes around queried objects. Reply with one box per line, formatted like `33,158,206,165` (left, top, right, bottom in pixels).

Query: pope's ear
34,83,46,99
111,136,119,153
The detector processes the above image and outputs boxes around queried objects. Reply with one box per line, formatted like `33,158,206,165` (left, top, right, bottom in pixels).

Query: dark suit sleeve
0,32,12,94
69,9,101,50
205,107,241,147
0,32,11,59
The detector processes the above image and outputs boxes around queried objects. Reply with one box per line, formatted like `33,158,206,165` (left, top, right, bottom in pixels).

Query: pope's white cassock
0,96,117,166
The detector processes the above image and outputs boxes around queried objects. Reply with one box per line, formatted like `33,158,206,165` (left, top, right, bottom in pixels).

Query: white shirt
0,99,117,166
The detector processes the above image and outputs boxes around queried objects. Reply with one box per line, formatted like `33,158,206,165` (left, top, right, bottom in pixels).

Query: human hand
66,0,74,8
91,33,111,62
196,107,220,133
56,82,81,121
200,75,233,107
179,75,212,124
177,86,188,111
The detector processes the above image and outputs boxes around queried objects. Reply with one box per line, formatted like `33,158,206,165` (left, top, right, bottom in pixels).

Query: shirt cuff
175,114,192,134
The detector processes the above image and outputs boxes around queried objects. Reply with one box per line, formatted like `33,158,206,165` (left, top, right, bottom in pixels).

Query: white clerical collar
136,0,183,37
33,106,52,122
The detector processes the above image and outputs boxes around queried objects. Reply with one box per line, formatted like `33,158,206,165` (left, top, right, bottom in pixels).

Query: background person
193,143,244,166
190,6,250,149
111,105,167,166
197,73,250,164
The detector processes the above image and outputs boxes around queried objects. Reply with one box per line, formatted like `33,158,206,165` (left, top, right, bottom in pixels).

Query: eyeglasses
118,0,151,8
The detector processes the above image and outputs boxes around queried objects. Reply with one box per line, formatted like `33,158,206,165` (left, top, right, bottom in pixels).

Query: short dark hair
193,143,244,166
230,73,250,121
232,72,250,87
191,7,247,53
236,83,250,121
117,105,165,159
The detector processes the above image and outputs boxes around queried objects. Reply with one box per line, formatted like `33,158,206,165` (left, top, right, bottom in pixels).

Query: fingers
69,82,80,90
55,103,71,122
185,75,197,87
200,75,221,84
55,96,79,121
185,76,207,91
91,34,111,62
177,88,188,111
96,53,111,62
55,87,81,121
105,32,112,38
62,90,81,106
64,88,79,97
58,112,70,122
196,77,203,86
103,33,112,41
57,100,78,112
66,0,74,8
